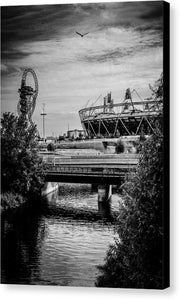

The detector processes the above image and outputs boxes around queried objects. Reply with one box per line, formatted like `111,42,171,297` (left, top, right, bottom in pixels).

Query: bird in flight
76,31,89,37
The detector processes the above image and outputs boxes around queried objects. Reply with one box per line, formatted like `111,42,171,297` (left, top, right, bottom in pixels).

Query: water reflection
46,183,119,220
1,203,46,284
98,200,112,220
1,183,121,286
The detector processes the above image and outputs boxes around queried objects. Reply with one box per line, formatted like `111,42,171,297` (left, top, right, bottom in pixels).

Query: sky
1,1,163,137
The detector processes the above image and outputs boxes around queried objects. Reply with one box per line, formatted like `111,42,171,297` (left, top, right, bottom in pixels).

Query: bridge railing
45,164,137,177
41,153,139,166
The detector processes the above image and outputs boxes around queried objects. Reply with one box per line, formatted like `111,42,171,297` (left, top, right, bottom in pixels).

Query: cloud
140,2,163,20
1,64,9,73
83,42,162,64
1,63,21,75
2,48,41,60
1,2,163,48
84,49,131,63
1,2,163,135
135,22,163,33
1,4,88,45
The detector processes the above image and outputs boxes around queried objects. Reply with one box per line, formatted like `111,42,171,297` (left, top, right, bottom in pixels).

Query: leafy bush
96,74,165,288
115,139,125,154
1,192,25,211
96,132,164,289
47,143,56,151
1,112,45,198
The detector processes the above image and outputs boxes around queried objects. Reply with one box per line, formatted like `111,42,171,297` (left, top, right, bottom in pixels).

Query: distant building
67,129,86,139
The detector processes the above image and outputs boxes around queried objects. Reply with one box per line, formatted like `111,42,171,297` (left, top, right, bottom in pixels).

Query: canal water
1,183,121,287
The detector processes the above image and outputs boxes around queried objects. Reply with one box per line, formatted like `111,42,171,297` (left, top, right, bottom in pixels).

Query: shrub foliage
115,139,125,154
96,133,164,288
96,74,164,288
1,112,45,199
47,142,56,152
1,192,25,211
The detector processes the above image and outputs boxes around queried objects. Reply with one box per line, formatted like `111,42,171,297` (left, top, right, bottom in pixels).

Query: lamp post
40,103,47,141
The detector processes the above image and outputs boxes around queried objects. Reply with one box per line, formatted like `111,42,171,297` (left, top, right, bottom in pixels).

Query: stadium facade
79,88,162,138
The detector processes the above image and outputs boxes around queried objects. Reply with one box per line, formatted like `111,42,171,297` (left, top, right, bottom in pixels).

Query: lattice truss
79,89,162,137
17,68,38,125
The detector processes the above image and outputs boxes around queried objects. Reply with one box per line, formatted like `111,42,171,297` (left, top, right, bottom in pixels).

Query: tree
1,112,45,198
115,139,125,154
96,73,165,289
96,132,164,288
149,72,163,101
78,132,83,140
58,135,65,141
47,142,56,151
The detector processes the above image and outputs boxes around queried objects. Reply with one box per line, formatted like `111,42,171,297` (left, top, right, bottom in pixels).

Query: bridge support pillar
41,182,58,197
98,184,112,202
91,184,98,191
98,185,112,219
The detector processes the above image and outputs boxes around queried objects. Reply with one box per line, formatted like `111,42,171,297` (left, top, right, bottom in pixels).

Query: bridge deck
43,154,139,184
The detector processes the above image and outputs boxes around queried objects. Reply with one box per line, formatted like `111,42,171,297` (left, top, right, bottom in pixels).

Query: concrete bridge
43,154,138,185
41,153,139,209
